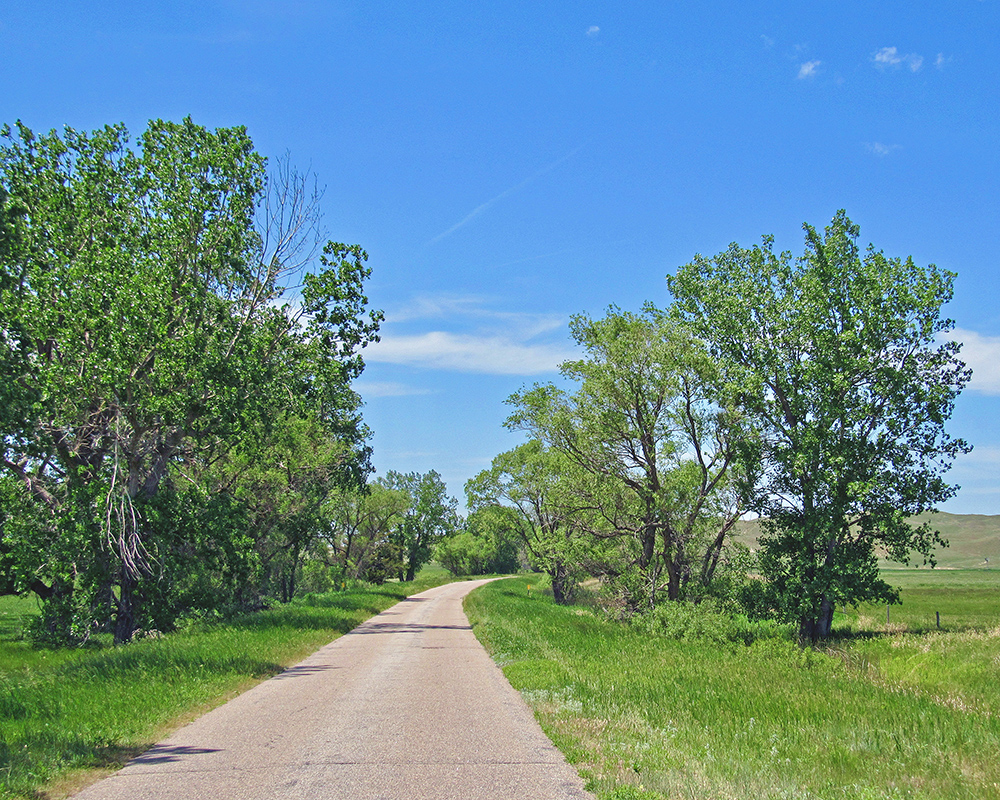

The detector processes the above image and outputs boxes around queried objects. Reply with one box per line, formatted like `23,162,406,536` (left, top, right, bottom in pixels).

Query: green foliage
668,211,970,643
505,308,747,608
629,599,788,646
379,470,459,581
466,441,591,601
0,119,381,642
435,506,522,576
322,482,409,583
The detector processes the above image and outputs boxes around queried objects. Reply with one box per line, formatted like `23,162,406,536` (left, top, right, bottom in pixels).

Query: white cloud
352,381,433,398
798,60,820,79
865,142,899,156
944,328,1000,395
935,53,949,69
364,331,576,375
954,446,1000,468
874,46,923,72
586,25,600,37
875,46,902,66
761,34,775,49
386,293,565,337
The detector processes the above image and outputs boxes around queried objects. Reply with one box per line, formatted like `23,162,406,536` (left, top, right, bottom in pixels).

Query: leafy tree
0,119,381,641
380,470,459,581
434,505,522,576
321,482,409,584
668,210,971,643
465,441,588,602
506,308,747,609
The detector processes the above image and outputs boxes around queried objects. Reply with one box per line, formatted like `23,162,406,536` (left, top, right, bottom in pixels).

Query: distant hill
732,512,1000,570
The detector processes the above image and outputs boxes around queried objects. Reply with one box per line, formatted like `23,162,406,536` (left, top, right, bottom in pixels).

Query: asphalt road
73,579,593,800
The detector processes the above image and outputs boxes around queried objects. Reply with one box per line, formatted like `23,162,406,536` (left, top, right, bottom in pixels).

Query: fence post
936,611,940,629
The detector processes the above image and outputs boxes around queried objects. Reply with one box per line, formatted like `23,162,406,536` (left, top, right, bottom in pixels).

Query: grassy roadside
0,566,458,800
465,574,1000,800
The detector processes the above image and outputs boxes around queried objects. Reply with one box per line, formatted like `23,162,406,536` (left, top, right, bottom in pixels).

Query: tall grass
0,568,456,800
466,576,1000,800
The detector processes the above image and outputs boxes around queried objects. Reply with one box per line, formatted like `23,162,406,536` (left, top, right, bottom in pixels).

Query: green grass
466,575,1000,800
847,569,1000,631
0,567,458,800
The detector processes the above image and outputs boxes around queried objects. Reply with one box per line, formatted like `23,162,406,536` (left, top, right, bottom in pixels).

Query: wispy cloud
935,53,949,69
798,60,821,79
352,381,433,398
874,46,923,72
943,328,1000,395
427,146,584,244
865,142,899,157
364,332,576,375
586,25,600,37
386,293,564,337
367,294,577,376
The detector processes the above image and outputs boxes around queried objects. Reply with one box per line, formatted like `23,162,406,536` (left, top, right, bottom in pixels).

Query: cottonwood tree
668,210,971,643
506,308,748,609
380,470,459,581
0,119,381,641
465,441,589,602
321,482,410,584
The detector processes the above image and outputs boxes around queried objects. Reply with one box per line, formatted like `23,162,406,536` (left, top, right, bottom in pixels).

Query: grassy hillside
734,511,1000,569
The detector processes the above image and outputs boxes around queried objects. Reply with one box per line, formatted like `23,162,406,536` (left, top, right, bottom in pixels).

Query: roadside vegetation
0,567,456,800
1,119,990,800
466,571,1000,800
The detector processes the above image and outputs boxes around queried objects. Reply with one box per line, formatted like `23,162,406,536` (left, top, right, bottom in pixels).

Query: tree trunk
550,560,571,604
818,595,835,638
798,597,835,646
114,570,138,644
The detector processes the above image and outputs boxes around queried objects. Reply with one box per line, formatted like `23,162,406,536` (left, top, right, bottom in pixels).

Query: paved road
74,579,593,800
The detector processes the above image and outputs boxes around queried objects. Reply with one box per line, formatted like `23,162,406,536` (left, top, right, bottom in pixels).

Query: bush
630,599,789,645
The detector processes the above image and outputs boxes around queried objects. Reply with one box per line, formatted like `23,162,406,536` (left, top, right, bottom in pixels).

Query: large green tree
0,119,381,641
380,470,459,581
465,441,589,602
668,210,971,643
506,308,747,608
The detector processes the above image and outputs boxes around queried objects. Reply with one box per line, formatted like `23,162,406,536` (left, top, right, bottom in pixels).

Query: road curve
73,579,593,800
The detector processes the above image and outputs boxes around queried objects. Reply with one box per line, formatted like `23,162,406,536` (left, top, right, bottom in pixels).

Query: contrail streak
427,145,585,245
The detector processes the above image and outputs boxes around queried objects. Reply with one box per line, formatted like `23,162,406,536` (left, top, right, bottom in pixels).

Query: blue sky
2,1,998,513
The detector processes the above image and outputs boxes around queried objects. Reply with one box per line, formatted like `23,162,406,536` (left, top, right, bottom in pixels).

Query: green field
466,570,1000,800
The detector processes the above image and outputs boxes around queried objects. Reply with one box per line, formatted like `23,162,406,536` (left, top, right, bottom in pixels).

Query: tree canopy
668,210,970,642
0,118,382,642
505,307,747,608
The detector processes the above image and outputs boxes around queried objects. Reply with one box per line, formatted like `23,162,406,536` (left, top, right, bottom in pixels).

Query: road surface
73,579,593,800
